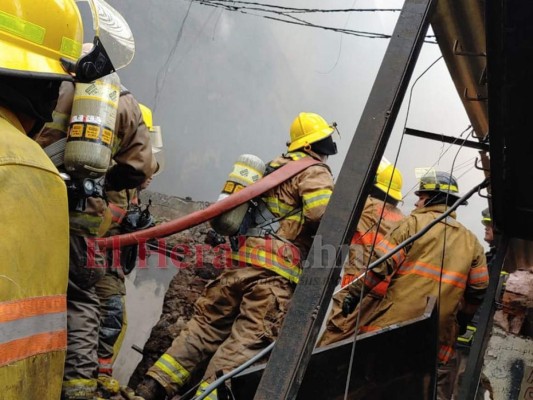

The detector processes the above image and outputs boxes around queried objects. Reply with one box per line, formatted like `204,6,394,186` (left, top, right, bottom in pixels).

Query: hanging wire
193,0,438,43
153,0,194,112
340,55,445,399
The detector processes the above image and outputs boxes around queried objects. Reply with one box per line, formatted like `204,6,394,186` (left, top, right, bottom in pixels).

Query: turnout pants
146,266,294,397
62,235,105,399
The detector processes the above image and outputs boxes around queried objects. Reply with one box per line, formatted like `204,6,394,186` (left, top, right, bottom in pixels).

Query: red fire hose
98,157,321,248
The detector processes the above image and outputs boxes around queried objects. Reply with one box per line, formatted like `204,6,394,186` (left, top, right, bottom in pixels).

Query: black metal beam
457,235,509,400
404,128,489,151
253,1,437,398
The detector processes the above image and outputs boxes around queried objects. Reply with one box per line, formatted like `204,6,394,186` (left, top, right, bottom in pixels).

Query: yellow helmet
139,103,154,129
288,112,335,152
0,0,83,80
139,103,164,176
375,161,403,201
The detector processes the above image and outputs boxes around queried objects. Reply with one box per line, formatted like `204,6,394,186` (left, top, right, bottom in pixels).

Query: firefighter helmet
0,0,83,80
288,112,335,152
375,161,403,201
481,207,492,226
415,170,461,201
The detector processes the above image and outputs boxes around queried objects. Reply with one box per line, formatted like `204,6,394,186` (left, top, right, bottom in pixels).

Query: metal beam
404,128,489,151
458,235,509,400
253,1,437,398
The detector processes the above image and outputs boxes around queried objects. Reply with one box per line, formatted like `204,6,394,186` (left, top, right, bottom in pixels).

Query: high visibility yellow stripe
195,381,218,400
232,247,302,283
60,36,82,59
420,183,458,193
0,10,45,44
62,378,97,389
154,354,190,386
287,151,308,160
303,189,332,210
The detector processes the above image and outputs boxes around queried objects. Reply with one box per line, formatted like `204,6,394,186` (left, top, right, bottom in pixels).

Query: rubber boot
135,377,167,400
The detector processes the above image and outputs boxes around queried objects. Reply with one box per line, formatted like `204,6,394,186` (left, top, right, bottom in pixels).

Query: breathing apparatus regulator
210,154,266,238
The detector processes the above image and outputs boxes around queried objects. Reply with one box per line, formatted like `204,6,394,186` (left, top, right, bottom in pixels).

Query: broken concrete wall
482,328,533,399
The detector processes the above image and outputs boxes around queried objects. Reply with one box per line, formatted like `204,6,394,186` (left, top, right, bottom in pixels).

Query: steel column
404,128,489,151
254,0,437,398
458,235,509,400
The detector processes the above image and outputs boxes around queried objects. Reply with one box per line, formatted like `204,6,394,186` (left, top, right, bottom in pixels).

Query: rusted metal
253,0,437,398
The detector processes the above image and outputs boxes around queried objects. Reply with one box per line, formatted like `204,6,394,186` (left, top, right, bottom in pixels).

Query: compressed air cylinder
64,72,120,179
210,154,266,236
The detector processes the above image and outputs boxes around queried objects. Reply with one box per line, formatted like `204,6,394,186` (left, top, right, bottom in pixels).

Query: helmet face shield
63,0,135,82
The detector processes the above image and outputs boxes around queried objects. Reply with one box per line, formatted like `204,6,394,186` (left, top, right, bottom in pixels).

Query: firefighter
451,207,500,399
343,171,489,400
318,161,404,346
0,1,83,398
95,105,160,397
36,55,154,399
135,112,337,399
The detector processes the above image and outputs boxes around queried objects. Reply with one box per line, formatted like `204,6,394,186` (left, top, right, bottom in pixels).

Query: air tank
64,72,120,179
210,154,266,236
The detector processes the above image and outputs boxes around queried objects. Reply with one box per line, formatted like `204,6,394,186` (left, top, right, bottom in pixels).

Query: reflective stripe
98,357,113,375
263,197,294,216
232,246,302,283
351,231,383,246
438,344,454,363
370,280,389,297
0,330,66,367
0,312,65,343
0,295,67,366
303,189,332,210
108,203,127,224
398,262,467,289
359,325,380,333
195,381,218,400
359,270,382,288
374,240,406,266
341,273,355,288
154,354,190,386
468,265,489,285
0,295,65,322
420,183,458,193
287,151,308,160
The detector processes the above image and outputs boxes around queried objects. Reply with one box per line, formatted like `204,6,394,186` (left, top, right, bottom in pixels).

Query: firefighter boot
135,377,166,400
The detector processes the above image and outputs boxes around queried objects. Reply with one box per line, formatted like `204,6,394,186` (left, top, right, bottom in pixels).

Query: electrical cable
194,0,437,42
342,55,443,399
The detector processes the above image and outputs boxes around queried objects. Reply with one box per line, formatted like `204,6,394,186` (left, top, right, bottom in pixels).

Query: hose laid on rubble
193,341,276,400
336,177,489,295
98,157,321,249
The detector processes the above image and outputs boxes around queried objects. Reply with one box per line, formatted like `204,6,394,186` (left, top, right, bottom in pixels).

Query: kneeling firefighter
36,44,155,399
135,112,337,400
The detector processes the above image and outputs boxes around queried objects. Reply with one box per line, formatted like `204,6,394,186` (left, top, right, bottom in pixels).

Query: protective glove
342,294,360,317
